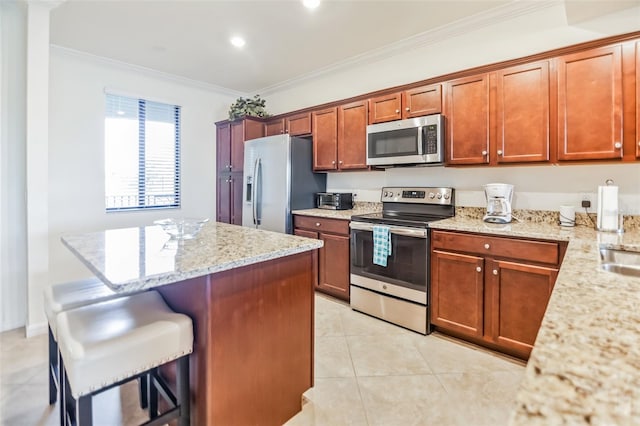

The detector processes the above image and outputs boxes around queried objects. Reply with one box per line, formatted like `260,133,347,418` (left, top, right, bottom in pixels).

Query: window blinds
105,94,181,211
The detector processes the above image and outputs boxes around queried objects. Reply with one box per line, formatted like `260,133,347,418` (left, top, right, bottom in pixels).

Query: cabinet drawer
431,231,560,265
294,215,349,235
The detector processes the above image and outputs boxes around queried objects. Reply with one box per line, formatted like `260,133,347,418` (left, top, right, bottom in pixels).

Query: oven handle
349,222,427,238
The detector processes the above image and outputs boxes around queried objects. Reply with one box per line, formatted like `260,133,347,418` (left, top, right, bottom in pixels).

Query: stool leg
139,374,148,409
148,369,158,419
177,356,190,426
59,356,66,426
48,326,58,404
77,395,92,426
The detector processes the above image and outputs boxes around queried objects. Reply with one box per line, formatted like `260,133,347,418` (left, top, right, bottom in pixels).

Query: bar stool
43,277,137,405
57,290,193,426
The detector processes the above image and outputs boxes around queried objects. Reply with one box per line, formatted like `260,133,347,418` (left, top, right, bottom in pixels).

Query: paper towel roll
597,185,619,231
559,205,575,227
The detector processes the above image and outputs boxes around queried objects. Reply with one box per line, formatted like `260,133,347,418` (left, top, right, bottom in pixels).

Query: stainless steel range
349,187,455,334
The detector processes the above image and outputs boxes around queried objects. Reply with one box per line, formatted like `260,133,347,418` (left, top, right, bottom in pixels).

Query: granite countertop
429,216,640,424
293,202,381,220
62,222,323,292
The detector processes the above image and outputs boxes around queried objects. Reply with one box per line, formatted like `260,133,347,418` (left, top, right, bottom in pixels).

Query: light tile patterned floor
0,293,525,426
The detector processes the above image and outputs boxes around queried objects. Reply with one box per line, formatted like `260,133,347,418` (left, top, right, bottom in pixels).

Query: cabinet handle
614,142,622,149
339,160,343,164
497,150,503,155
484,243,490,249
395,109,400,114
482,150,488,156
332,160,336,165
493,269,498,275
315,222,321,227
405,107,410,111
476,266,482,273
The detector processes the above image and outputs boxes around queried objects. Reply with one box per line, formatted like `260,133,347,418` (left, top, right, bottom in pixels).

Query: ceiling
49,0,639,95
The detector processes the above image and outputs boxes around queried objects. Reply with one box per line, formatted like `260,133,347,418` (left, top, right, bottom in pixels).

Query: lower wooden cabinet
430,230,565,359
294,215,350,301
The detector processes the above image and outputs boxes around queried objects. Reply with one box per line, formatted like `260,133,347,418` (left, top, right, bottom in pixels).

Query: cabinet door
338,100,368,170
445,74,490,165
216,175,231,223
265,118,285,136
368,93,402,124
286,112,312,136
230,121,245,172
216,122,231,173
318,233,350,301
557,45,623,161
312,107,338,171
229,172,243,226
431,250,484,337
636,41,640,159
487,259,557,358
496,61,550,163
402,84,442,118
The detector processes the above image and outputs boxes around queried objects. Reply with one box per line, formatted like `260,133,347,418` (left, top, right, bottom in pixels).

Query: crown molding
50,44,246,98
258,0,558,95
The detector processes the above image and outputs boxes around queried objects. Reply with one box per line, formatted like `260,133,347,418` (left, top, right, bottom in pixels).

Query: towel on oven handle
373,225,392,267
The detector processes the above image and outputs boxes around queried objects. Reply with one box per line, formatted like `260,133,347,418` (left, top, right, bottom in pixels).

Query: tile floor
0,293,525,426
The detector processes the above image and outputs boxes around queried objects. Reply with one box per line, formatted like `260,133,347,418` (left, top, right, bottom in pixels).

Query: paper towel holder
597,179,624,233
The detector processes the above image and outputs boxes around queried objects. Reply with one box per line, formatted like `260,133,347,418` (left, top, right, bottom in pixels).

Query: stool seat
44,277,120,340
57,290,193,398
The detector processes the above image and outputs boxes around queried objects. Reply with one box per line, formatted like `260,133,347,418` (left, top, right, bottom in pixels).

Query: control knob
436,193,442,199
428,192,435,199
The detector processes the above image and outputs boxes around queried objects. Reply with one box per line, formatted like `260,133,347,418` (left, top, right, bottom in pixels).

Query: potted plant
228,94,269,120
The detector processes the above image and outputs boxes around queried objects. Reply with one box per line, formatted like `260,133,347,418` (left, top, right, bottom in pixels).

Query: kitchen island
429,215,640,424
62,221,323,426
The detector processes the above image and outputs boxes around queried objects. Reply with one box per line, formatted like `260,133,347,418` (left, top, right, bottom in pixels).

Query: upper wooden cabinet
312,101,368,171
338,100,368,170
636,41,640,159
265,118,285,136
369,84,442,124
556,45,624,161
495,61,550,164
445,74,490,165
286,112,312,136
312,107,338,170
402,84,442,118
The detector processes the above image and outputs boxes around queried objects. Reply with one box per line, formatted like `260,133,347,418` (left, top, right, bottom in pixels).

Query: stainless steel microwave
366,114,444,167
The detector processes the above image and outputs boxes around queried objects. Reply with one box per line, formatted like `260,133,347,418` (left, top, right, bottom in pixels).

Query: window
105,94,181,211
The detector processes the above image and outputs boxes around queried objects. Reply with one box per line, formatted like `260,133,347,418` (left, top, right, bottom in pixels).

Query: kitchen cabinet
430,230,565,359
636,41,640,159
556,44,624,161
215,117,264,225
444,74,490,165
368,84,442,124
495,61,550,163
312,101,368,171
265,118,285,136
286,112,312,136
294,215,350,301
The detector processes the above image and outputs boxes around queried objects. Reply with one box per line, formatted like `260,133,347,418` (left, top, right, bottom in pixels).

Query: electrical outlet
581,200,591,208
581,193,593,208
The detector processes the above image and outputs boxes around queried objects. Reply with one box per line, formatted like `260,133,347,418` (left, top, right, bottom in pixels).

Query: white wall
1,0,28,332
263,3,640,214
42,48,236,327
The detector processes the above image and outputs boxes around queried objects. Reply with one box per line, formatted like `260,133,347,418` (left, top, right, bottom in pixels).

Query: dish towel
373,225,392,267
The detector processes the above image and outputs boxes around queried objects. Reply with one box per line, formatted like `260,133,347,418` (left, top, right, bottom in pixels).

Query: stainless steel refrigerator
242,135,326,233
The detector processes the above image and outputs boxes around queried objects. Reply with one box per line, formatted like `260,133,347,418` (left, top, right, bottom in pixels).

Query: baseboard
26,322,47,338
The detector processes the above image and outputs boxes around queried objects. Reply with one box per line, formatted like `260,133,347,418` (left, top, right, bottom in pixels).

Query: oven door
349,222,428,304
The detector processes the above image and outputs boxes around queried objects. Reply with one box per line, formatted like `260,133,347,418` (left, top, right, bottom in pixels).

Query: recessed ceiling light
230,36,246,48
302,0,320,10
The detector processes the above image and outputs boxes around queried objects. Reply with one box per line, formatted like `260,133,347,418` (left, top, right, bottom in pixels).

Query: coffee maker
483,183,513,224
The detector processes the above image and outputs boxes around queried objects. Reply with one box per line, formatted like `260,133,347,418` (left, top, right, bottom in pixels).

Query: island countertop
62,221,323,292
429,216,640,424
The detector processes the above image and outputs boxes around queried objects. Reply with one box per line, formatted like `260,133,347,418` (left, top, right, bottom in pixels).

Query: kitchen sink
599,247,640,278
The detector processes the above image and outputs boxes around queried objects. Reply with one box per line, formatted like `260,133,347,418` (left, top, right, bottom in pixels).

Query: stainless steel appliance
242,135,326,233
483,183,513,224
366,114,444,167
316,192,354,210
350,186,455,334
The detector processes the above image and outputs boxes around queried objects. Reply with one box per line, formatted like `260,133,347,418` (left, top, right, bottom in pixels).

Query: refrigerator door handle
252,158,261,226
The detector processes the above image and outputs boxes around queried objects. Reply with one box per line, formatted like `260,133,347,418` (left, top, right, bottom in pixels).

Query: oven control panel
380,187,454,205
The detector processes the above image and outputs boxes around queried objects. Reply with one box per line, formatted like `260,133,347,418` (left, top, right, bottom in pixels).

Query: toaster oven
316,192,354,210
